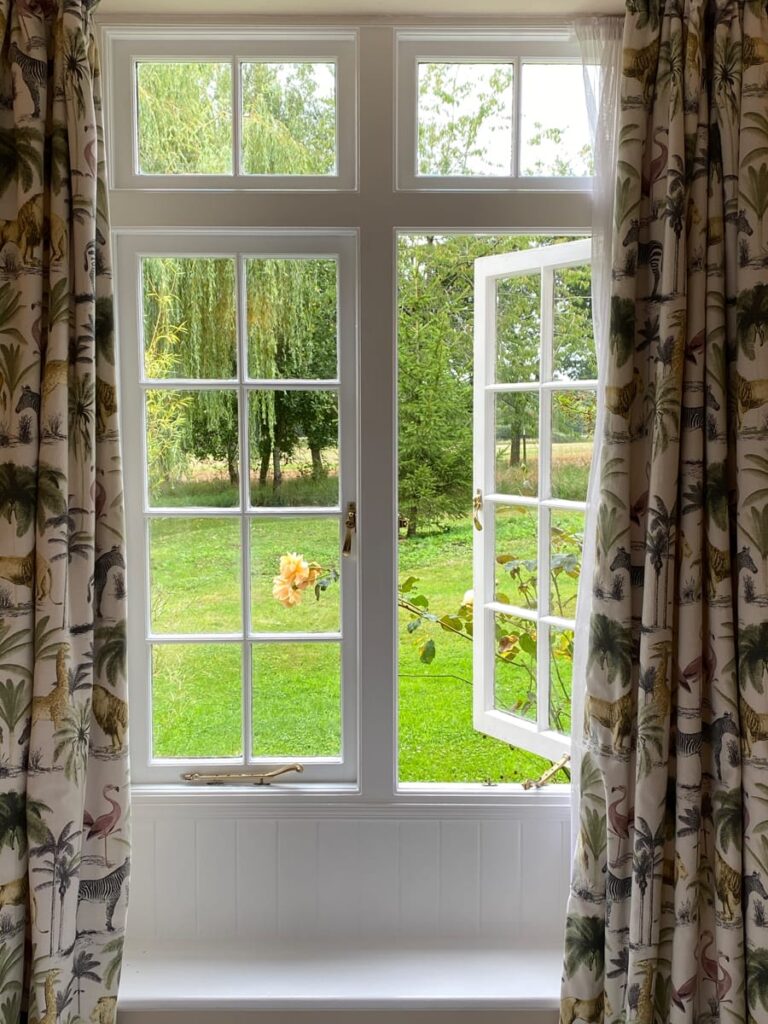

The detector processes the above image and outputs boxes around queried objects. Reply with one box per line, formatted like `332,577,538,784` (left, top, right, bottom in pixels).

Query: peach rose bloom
279,552,310,587
272,576,304,607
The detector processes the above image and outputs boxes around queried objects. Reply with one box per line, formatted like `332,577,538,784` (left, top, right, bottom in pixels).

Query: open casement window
472,238,594,763
117,231,358,784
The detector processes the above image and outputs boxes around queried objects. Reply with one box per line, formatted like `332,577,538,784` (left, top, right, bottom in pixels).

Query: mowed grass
149,449,588,781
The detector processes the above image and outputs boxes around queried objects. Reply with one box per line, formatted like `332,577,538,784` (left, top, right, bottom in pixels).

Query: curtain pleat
0,3,128,1021
562,2,768,1022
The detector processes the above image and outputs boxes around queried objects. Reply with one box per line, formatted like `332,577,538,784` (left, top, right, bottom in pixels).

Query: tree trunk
226,445,239,485
406,508,418,537
259,445,271,487
310,446,324,479
49,865,56,956
272,446,282,490
58,889,66,953
509,433,521,466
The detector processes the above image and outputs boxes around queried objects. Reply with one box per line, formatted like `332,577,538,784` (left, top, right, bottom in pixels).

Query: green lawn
148,463,583,783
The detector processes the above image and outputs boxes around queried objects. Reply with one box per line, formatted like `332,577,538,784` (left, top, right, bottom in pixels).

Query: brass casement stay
472,489,483,531
182,764,305,786
342,501,357,556
522,754,570,790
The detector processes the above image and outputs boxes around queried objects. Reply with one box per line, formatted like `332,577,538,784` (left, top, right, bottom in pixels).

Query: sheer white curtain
569,17,623,849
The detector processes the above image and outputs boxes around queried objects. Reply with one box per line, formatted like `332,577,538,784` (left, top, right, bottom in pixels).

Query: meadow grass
149,453,588,782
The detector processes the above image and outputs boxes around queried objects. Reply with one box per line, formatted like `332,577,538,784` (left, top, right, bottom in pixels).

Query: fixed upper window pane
520,64,592,177
417,62,514,176
241,62,337,175
246,258,337,379
142,257,237,380
137,62,233,175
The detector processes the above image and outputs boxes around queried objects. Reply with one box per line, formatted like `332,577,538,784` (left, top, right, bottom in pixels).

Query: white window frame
472,238,593,763
101,20,595,802
396,30,589,192
106,28,358,191
116,230,359,785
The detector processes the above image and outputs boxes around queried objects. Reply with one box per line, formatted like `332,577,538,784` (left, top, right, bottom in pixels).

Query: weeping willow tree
139,63,338,492
247,258,337,485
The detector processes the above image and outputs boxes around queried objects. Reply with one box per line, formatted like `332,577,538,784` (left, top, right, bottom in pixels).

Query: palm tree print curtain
562,1,768,1021
0,2,129,1022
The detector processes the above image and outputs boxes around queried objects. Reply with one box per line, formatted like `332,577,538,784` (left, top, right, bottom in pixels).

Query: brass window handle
342,501,357,556
473,489,483,531
182,764,304,786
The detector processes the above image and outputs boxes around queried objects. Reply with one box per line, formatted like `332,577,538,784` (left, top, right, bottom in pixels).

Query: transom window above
398,32,593,189
107,31,356,189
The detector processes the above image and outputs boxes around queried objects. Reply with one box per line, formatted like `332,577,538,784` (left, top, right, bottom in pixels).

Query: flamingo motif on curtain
562,1,768,1021
0,1,129,1021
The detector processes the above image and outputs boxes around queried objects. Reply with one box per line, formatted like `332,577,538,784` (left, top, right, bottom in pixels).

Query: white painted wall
127,802,571,947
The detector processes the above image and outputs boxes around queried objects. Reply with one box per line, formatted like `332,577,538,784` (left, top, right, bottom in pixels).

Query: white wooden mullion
232,56,241,179
483,493,587,514
141,632,346,643
512,55,522,178
473,267,491,730
537,266,554,734
141,379,340,390
236,253,253,767
485,601,537,624
487,378,597,394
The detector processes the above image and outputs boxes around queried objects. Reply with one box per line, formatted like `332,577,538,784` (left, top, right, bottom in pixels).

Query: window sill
119,943,563,1012
129,783,571,819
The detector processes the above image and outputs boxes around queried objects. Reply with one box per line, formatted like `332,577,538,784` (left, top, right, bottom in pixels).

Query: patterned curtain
562,2,768,1023
0,3,128,1022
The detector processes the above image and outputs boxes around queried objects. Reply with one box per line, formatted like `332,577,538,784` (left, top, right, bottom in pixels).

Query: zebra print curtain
0,3,129,1022
561,1,768,1022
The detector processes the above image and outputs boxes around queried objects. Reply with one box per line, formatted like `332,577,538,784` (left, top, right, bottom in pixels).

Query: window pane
495,505,538,609
550,390,596,501
549,627,573,735
249,391,338,507
495,273,541,383
417,63,513,176
241,62,336,175
246,258,337,379
553,265,595,381
494,612,537,722
520,64,592,177
252,642,341,756
150,517,241,634
137,62,233,175
142,257,237,380
396,235,584,784
251,516,340,633
152,643,242,758
146,389,239,508
550,510,584,619
494,392,539,496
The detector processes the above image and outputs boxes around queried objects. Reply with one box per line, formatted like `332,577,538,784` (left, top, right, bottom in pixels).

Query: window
397,32,592,189
107,24,594,792
472,239,594,763
107,29,356,189
117,233,358,784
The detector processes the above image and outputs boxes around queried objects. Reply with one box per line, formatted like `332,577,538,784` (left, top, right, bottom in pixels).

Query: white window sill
119,943,562,1012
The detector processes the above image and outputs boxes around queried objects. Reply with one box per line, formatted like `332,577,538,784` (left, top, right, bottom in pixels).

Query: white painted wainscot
119,789,571,1023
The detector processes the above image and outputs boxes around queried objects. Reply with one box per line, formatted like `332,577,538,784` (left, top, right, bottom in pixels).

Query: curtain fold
0,3,129,1022
562,1,768,1022
571,16,624,854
